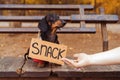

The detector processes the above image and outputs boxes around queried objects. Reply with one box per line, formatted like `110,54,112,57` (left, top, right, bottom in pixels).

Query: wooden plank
0,27,96,33
71,15,119,22
79,6,86,28
0,57,51,77
0,16,43,21
0,27,39,33
52,64,120,78
82,65,120,78
0,16,70,21
52,64,83,77
58,27,96,33
99,7,108,51
0,15,118,22
109,65,120,71
101,22,108,51
83,65,112,72
0,4,93,10
0,57,22,77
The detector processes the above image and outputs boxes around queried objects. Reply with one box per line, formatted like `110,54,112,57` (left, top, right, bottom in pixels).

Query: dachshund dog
38,13,66,43
26,14,66,67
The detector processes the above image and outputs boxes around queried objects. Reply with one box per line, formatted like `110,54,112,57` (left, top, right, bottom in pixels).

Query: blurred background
0,0,120,15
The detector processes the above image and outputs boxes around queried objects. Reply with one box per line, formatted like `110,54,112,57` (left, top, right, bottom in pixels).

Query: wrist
87,55,95,66
82,54,92,67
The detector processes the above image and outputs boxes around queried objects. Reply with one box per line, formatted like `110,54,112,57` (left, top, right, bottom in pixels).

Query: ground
0,26,120,58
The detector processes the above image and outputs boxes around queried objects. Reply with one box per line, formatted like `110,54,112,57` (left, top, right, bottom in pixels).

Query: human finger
61,58,76,67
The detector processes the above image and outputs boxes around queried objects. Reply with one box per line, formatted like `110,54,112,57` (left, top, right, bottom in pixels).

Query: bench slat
52,65,83,77
71,15,119,22
52,64,120,78
0,15,118,22
0,4,93,10
82,65,120,78
58,27,96,33
0,57,22,77
0,27,96,33
1,57,120,78
0,57,51,77
0,27,39,33
0,16,70,21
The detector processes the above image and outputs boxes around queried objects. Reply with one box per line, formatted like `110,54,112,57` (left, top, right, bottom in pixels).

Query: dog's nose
61,20,66,27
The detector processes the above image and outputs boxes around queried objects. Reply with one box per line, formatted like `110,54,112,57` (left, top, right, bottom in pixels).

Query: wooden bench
0,4,119,79
0,57,120,79
0,4,95,33
0,4,118,51
0,57,51,77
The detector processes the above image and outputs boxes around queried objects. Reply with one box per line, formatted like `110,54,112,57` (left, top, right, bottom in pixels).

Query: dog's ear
38,17,48,32
46,14,59,24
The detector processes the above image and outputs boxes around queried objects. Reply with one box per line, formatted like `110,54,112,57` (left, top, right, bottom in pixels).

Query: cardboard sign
29,38,67,65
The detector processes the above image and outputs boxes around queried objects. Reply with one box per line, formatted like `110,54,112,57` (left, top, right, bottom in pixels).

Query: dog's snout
55,20,66,28
58,20,66,28
62,20,66,27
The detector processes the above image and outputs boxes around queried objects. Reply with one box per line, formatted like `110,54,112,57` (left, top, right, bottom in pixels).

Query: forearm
89,47,120,65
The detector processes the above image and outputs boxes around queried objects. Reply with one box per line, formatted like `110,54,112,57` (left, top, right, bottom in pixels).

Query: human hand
61,53,91,68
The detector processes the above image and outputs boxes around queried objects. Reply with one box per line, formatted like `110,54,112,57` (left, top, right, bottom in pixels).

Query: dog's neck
47,22,57,35
45,28,57,43
51,28,57,35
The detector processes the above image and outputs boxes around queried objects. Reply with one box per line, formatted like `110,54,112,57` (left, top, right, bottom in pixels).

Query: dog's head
38,14,66,32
